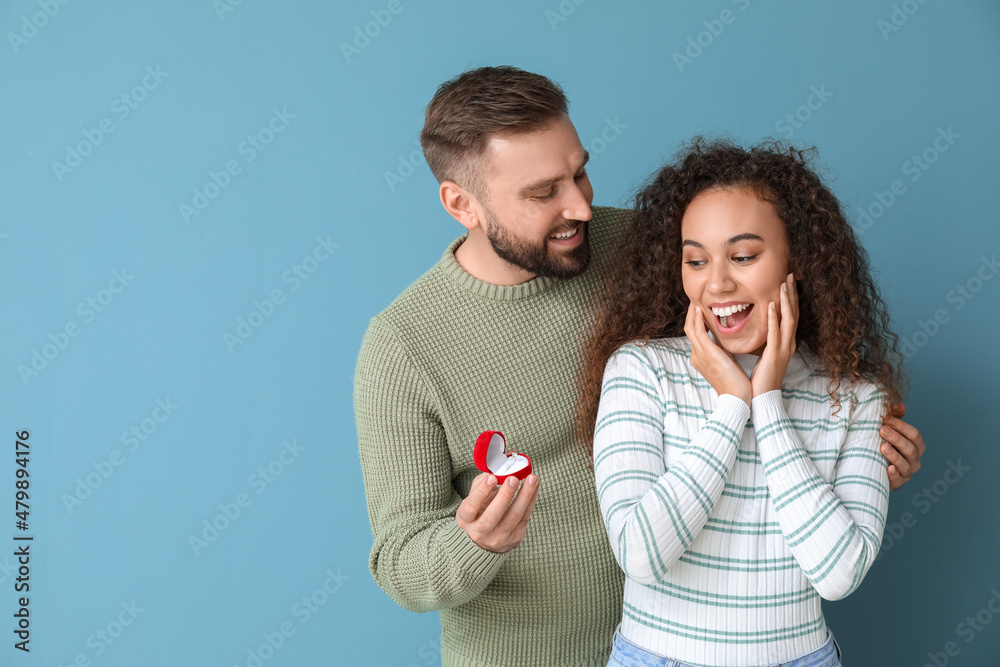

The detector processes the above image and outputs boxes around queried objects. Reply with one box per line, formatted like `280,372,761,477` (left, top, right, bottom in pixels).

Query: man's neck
453,234,537,286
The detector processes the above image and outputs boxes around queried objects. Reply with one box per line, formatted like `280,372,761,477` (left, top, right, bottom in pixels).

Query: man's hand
456,473,539,553
881,404,926,491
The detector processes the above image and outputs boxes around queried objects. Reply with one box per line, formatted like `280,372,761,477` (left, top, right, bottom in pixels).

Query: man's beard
483,206,591,279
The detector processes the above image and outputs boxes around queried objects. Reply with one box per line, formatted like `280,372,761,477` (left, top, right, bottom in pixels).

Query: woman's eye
733,255,757,264
684,260,706,268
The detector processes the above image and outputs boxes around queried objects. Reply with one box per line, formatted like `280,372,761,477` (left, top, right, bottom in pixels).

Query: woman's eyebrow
681,233,763,249
725,233,764,245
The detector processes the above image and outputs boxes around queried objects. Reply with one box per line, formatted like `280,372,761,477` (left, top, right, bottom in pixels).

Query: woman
578,139,905,667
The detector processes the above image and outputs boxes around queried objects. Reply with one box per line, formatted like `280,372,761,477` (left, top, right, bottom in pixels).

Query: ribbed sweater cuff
439,520,509,587
751,390,795,459
713,393,752,432
751,389,784,417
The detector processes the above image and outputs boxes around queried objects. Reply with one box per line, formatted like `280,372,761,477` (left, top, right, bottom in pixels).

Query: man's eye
534,190,556,200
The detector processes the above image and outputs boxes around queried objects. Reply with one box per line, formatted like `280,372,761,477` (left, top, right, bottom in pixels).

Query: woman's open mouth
711,302,753,334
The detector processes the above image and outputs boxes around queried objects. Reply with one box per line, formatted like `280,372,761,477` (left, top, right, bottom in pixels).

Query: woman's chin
715,334,766,357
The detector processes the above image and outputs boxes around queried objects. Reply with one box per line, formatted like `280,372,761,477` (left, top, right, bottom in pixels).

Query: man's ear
440,181,483,232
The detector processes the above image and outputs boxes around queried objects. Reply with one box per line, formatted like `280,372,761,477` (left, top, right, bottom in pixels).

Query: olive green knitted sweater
354,207,625,666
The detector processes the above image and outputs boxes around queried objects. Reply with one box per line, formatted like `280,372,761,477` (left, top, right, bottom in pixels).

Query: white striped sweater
594,337,888,667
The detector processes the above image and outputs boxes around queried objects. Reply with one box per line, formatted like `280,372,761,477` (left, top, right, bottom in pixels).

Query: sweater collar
438,234,565,301
733,347,813,383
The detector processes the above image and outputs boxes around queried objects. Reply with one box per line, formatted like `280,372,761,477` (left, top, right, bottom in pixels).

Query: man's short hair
420,66,569,197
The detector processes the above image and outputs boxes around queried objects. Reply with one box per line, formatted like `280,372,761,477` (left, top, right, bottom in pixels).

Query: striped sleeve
752,386,889,601
593,344,750,585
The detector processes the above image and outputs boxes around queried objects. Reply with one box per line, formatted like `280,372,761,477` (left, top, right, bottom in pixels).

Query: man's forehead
481,120,587,182
485,118,581,154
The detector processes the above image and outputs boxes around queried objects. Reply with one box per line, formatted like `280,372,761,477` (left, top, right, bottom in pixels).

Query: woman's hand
750,273,799,397
685,303,751,406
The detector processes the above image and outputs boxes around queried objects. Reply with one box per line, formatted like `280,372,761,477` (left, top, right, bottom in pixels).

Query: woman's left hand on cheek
750,273,799,397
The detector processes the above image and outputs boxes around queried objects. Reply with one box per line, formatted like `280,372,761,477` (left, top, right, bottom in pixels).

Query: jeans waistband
608,625,841,667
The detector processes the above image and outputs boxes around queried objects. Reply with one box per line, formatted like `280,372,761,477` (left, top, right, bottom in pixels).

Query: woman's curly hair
577,138,906,451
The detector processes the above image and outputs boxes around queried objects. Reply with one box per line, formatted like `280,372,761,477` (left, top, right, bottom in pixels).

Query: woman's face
680,187,791,356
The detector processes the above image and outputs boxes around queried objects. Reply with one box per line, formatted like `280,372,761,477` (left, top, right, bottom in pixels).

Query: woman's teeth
712,303,751,328
712,303,751,317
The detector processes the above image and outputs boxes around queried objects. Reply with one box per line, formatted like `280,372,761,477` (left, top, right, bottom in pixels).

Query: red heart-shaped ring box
474,431,532,484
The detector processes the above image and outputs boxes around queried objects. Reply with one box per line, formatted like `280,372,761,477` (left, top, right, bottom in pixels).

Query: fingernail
506,477,518,487
486,475,497,487
526,475,538,487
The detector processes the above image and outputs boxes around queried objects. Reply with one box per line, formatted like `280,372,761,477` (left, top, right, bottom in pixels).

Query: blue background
2,0,998,665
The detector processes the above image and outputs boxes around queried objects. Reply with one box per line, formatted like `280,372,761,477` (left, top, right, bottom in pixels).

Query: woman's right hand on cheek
685,304,752,407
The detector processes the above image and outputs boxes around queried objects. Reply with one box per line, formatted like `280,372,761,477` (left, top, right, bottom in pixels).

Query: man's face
476,116,594,279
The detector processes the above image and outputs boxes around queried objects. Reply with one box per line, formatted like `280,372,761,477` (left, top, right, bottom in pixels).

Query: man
354,66,925,666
